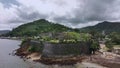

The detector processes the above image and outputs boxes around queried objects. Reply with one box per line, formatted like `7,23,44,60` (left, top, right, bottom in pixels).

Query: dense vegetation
7,19,73,37
105,32,120,50
79,21,120,34
39,32,92,43
6,20,120,37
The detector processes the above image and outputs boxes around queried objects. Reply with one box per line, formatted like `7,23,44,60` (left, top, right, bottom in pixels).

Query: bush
49,40,59,43
28,46,36,52
62,39,76,43
91,41,99,49
105,40,113,50
41,36,51,41
64,32,80,40
108,32,120,45
90,40,99,54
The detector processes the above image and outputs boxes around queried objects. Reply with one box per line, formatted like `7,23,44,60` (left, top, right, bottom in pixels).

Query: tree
108,32,120,45
105,40,113,51
90,40,99,54
64,32,80,40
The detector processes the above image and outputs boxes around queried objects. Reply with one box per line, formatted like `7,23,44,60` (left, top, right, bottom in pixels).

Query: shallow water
0,39,81,68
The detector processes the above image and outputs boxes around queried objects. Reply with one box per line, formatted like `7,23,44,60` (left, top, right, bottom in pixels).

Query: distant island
0,30,10,35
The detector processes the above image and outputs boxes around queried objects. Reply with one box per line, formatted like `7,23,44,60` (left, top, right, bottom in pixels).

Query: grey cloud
17,11,47,21
53,0,119,27
53,0,67,6
40,0,67,6
79,0,115,21
53,16,68,23
2,0,120,30
8,7,48,24
0,0,20,8
9,19,25,23
11,0,120,28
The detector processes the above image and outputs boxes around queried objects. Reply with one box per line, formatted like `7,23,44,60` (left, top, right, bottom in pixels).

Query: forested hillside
79,21,120,33
7,19,73,36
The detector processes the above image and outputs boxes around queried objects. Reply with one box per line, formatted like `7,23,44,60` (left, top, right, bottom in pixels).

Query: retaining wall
42,42,91,58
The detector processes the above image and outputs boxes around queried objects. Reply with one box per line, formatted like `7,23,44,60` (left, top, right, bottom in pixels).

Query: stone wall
42,42,91,58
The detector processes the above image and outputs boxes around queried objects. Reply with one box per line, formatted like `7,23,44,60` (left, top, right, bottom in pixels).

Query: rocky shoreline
34,56,85,65
15,48,85,65
15,50,110,68
15,49,116,68
15,50,120,68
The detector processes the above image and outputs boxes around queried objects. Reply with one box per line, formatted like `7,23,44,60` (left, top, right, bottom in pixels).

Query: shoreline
84,52,120,68
15,51,108,68
15,51,120,68
15,50,84,65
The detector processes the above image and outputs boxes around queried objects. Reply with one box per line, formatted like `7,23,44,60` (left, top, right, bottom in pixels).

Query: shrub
105,40,113,50
49,40,59,43
28,46,36,52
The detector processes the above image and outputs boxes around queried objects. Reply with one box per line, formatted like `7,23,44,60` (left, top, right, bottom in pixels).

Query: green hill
7,19,73,36
79,21,120,34
7,20,120,36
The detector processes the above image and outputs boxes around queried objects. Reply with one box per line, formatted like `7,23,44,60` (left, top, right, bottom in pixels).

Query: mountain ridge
6,20,120,36
79,21,120,33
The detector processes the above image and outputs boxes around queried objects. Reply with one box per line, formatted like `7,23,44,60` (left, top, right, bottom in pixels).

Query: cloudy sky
0,0,120,30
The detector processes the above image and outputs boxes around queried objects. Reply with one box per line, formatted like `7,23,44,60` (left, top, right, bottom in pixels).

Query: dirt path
75,62,107,68
85,54,120,68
